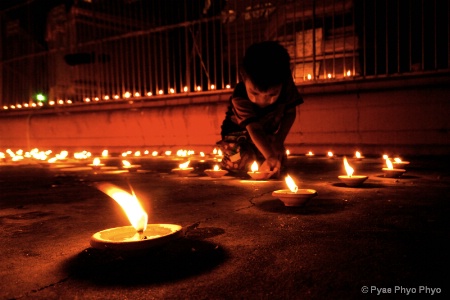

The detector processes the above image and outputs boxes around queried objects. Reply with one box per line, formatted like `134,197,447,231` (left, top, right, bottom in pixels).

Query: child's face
244,79,282,108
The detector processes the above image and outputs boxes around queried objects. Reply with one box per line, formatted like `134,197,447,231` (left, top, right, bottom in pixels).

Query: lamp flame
179,160,190,169
355,151,361,159
250,161,259,172
343,157,354,177
285,175,298,193
93,157,101,165
122,160,131,167
96,183,148,232
385,158,394,169
213,164,220,171
394,157,402,163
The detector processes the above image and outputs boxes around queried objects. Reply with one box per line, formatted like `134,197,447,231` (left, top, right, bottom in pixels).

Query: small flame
101,150,108,157
179,160,190,169
385,158,394,169
382,154,389,160
343,157,354,177
285,175,298,193
93,157,101,165
327,151,334,157
96,183,148,232
286,149,290,156
213,165,220,171
355,151,361,158
307,151,314,156
394,157,402,163
122,160,131,167
250,161,259,172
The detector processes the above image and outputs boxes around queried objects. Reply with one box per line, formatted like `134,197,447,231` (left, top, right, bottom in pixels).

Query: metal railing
1,0,449,110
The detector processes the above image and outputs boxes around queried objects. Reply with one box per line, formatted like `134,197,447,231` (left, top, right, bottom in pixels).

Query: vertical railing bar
333,0,336,78
234,0,239,84
397,0,400,73
352,0,356,76
374,0,377,76
421,0,424,70
434,0,437,70
363,0,366,77
166,30,171,93
184,2,190,92
219,5,224,89
323,0,326,80
312,0,316,80
302,0,305,81
409,0,412,72
386,0,389,75
342,0,346,77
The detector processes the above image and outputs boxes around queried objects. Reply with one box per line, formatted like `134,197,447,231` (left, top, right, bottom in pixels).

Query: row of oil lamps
0,147,409,251
88,152,410,252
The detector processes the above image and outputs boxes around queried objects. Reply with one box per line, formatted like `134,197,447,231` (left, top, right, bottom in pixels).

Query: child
217,41,303,178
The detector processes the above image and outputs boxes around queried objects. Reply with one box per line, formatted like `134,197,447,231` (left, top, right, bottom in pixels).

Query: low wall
1,73,449,156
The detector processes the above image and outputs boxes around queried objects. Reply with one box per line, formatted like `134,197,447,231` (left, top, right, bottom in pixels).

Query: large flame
385,158,394,169
179,160,190,169
96,183,148,232
250,161,259,172
343,157,354,177
285,175,298,193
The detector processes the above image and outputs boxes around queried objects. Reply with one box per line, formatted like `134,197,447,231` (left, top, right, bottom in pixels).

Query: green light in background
36,93,46,101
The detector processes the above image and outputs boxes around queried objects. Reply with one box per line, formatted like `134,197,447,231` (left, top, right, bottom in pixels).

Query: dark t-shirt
221,78,303,138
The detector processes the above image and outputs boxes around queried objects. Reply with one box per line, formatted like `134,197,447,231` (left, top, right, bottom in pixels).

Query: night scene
0,0,449,299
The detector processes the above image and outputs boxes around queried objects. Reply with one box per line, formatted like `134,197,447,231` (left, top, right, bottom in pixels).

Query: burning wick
338,157,368,187
382,158,405,178
96,183,148,239
272,174,317,206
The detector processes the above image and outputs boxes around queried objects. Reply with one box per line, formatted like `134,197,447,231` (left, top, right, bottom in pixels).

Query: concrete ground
1,154,449,299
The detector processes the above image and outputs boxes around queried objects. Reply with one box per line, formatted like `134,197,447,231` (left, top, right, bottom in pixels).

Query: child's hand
261,156,281,173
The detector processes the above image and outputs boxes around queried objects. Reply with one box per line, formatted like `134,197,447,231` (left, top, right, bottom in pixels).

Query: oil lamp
172,160,194,176
338,157,368,187
272,175,318,206
354,151,365,161
88,157,104,171
204,164,228,178
121,160,141,172
90,183,182,251
382,158,405,178
305,151,314,157
392,157,410,169
247,161,271,180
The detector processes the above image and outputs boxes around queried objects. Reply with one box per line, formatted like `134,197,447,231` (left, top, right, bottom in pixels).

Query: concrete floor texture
0,154,449,299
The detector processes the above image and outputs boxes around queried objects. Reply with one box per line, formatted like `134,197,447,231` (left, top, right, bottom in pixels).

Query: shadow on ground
62,228,228,286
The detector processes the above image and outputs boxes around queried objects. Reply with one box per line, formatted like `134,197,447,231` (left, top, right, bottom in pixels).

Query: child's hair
241,41,291,92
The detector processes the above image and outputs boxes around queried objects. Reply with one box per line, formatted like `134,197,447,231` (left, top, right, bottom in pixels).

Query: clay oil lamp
354,151,365,161
327,151,335,159
204,164,228,178
393,157,410,169
338,157,368,187
272,175,318,206
305,150,315,157
121,160,141,172
172,160,194,176
88,157,105,171
382,158,405,178
247,161,271,180
90,183,182,251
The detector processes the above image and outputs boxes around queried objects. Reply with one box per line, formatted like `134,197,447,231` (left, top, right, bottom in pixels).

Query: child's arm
273,107,297,152
246,122,281,172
